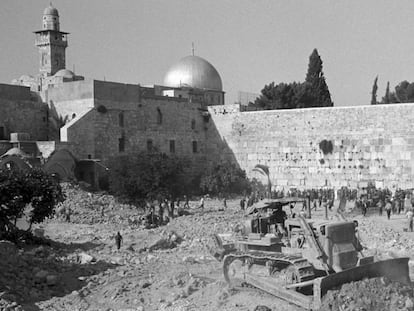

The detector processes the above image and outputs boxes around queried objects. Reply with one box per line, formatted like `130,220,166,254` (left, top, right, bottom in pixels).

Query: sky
1,1,414,106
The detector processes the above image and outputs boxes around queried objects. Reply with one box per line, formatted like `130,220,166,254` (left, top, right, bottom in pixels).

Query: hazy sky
1,1,414,106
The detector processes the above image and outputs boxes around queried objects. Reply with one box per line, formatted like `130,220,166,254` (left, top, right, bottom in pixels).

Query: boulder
77,252,95,264
0,240,17,257
46,275,58,286
34,270,48,283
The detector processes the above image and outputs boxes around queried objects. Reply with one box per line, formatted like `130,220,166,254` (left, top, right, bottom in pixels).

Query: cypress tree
384,81,390,104
371,76,378,105
305,49,333,107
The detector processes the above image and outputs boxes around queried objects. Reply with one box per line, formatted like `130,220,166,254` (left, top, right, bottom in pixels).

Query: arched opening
157,108,162,125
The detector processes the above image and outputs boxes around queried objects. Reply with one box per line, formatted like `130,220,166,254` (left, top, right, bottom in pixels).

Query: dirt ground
1,186,414,311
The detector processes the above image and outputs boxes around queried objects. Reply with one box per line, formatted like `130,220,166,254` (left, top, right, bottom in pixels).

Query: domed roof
164,55,222,91
54,69,75,79
44,5,59,16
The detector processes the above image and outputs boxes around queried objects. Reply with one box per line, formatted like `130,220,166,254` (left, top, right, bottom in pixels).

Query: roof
33,29,69,34
163,55,223,91
43,5,59,16
246,197,306,214
54,69,75,79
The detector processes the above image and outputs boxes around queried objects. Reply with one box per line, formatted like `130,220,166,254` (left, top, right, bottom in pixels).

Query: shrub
200,161,251,196
107,151,188,204
0,168,65,241
319,139,334,155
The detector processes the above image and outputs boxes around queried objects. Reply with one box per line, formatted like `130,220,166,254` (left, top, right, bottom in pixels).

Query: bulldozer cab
286,218,366,272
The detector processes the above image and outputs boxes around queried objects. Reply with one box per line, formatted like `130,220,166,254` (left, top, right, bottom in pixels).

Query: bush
200,161,251,196
0,168,65,241
319,139,333,155
107,151,188,204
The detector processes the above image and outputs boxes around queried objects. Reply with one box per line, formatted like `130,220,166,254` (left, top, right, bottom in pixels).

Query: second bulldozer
210,198,410,310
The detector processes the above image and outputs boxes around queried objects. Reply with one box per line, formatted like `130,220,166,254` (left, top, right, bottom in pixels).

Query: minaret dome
42,4,60,31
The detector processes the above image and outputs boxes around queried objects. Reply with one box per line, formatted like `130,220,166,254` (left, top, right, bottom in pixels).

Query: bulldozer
209,198,410,310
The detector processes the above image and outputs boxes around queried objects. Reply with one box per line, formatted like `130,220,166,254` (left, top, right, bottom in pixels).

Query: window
0,126,5,140
191,119,196,130
119,131,126,152
147,139,153,151
192,141,198,153
118,136,125,152
119,112,124,127
169,140,175,153
157,108,163,124
157,108,162,124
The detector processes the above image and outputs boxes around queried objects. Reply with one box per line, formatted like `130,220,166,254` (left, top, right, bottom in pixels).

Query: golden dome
164,55,222,91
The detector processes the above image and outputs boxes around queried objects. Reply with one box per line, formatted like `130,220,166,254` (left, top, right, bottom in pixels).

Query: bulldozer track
223,251,316,285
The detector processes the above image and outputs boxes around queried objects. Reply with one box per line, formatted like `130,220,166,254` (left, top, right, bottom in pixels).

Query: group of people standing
355,188,414,232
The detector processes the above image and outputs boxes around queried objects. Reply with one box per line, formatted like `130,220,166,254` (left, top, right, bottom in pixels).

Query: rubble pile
357,218,414,259
55,183,142,226
321,277,414,311
0,240,103,310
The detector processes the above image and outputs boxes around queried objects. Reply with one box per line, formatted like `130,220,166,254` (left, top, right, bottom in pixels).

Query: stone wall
208,103,414,190
0,84,48,141
60,80,211,175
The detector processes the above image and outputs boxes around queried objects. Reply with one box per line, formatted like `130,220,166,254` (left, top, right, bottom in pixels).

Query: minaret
34,4,69,77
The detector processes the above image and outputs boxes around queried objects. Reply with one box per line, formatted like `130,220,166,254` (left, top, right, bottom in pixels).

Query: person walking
223,198,227,210
199,196,205,209
385,200,392,220
406,208,414,232
240,197,246,210
159,200,165,225
65,207,72,222
115,231,123,250
183,195,190,209
378,199,384,216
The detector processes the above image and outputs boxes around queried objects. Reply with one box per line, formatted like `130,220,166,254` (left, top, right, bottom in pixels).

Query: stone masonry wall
0,84,47,140
208,103,414,190
92,96,209,174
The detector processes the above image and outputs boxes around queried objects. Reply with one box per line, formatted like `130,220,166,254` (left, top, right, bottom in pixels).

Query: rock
141,282,151,289
406,298,414,309
33,228,45,238
46,275,58,286
34,270,48,282
77,252,95,264
0,240,17,256
182,256,197,264
110,256,125,265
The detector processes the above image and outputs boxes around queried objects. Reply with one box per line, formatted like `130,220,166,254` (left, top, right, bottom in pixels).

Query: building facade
2,5,414,191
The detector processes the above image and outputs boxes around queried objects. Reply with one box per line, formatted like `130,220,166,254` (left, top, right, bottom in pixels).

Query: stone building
1,4,226,187
2,4,414,191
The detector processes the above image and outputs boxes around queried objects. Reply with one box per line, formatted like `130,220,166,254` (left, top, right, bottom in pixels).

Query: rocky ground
0,184,413,311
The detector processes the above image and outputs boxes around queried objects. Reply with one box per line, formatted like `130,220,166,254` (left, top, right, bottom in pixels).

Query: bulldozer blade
312,257,410,310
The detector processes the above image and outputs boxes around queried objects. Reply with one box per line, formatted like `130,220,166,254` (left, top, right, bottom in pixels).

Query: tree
371,76,378,105
380,80,414,104
383,81,390,104
107,151,188,204
200,161,250,196
250,48,333,110
0,168,64,241
305,48,333,107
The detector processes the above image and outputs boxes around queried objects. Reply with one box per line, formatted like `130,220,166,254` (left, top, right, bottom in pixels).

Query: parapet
208,104,240,115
